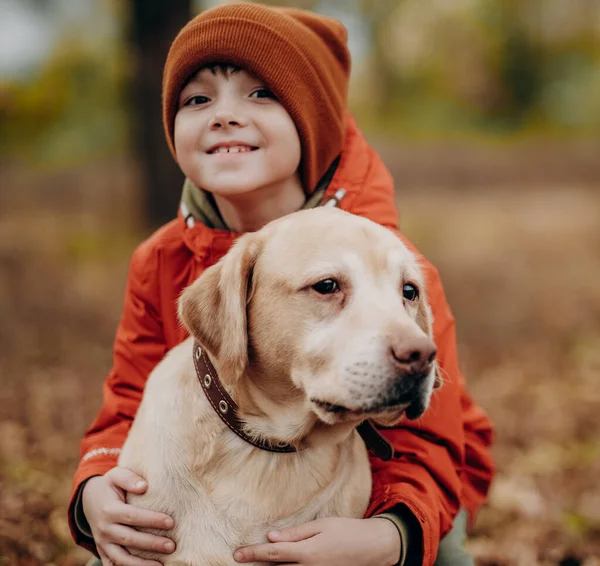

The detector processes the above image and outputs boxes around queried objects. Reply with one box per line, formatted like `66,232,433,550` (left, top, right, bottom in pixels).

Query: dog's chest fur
119,339,372,566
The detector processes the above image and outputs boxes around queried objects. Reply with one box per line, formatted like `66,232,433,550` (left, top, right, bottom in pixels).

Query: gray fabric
181,179,229,229
434,509,474,566
85,508,473,566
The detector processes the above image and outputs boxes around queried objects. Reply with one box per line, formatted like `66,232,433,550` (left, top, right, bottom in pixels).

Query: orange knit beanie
162,3,350,193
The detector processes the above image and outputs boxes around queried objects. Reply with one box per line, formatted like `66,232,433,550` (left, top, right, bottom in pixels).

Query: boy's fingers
109,524,176,554
104,543,163,566
233,542,303,563
268,520,322,542
106,501,174,530
97,546,113,566
107,467,148,494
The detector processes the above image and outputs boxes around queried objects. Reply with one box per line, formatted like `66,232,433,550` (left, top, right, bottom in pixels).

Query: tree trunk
129,0,191,229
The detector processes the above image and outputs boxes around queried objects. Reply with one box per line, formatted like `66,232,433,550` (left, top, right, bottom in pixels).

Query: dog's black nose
390,336,437,375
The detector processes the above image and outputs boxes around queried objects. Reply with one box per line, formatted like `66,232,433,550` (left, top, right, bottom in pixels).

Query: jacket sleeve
340,117,494,566
67,241,169,553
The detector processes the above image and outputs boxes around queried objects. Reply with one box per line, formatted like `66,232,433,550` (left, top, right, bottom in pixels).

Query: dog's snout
390,336,437,373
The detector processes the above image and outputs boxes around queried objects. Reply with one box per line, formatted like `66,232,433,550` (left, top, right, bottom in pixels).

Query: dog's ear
415,287,443,390
178,233,261,388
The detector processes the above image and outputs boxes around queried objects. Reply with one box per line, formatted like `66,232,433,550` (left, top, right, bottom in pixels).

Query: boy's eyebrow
181,65,243,92
206,63,242,76
187,64,242,83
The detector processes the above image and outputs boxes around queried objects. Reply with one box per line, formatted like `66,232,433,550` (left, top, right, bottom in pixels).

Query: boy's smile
173,67,304,230
207,143,256,154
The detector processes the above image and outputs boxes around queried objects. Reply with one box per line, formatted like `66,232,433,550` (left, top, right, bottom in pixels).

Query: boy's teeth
214,146,251,154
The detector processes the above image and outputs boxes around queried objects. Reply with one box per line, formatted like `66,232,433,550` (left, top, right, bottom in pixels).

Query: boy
68,4,494,566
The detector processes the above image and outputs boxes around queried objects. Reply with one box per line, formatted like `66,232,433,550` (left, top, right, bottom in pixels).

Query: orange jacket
68,115,494,565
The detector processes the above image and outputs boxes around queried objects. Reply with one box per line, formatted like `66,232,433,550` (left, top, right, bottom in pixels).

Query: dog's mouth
310,379,431,422
310,394,414,420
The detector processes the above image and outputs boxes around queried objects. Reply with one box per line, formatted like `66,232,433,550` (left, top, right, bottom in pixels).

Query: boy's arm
68,242,168,553
339,117,494,565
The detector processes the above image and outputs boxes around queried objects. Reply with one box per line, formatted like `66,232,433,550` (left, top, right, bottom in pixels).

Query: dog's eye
403,283,419,301
312,278,339,295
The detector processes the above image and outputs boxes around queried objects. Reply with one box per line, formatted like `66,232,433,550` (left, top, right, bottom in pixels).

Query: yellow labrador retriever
118,207,438,566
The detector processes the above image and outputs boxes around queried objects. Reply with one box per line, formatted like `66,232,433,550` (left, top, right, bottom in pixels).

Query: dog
118,207,439,566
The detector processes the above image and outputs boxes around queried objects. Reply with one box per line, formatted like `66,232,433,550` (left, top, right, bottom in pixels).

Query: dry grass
0,152,599,565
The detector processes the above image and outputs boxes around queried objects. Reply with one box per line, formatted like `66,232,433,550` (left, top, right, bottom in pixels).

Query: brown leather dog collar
193,342,296,453
193,341,395,460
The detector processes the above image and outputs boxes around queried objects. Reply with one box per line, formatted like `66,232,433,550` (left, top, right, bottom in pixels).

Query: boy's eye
250,88,275,100
184,95,210,106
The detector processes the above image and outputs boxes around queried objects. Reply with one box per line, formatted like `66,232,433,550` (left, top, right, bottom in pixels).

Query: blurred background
0,0,599,564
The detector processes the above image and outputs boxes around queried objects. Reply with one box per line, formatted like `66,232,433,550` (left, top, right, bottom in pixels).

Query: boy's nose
209,110,247,129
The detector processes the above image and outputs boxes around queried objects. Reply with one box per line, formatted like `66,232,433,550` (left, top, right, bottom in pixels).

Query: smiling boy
69,4,494,566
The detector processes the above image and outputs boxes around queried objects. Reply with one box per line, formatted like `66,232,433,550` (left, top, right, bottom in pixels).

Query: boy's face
174,67,302,197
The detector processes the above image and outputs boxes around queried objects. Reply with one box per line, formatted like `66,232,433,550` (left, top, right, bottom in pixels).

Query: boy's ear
178,233,262,388
415,288,443,390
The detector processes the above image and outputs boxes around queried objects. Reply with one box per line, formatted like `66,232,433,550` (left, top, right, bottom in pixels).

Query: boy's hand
82,467,176,566
233,517,401,566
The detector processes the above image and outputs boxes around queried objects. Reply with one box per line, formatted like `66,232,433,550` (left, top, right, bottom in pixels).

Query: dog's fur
119,208,439,566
